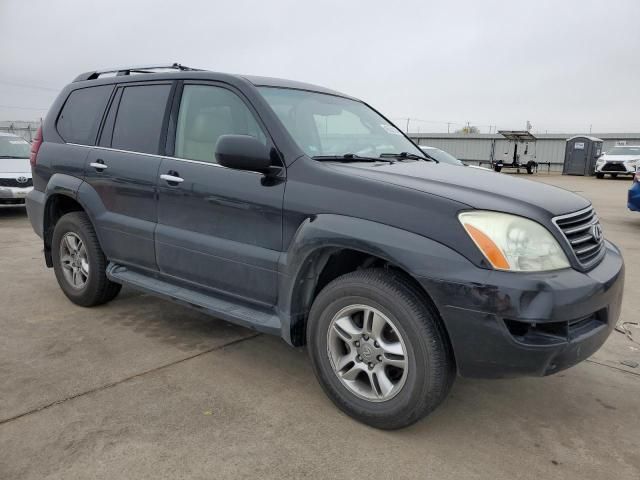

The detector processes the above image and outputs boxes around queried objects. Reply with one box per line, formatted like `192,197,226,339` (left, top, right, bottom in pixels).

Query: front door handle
160,173,184,184
89,161,108,170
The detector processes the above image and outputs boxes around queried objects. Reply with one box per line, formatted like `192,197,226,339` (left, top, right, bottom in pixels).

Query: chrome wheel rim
327,304,409,402
60,232,89,289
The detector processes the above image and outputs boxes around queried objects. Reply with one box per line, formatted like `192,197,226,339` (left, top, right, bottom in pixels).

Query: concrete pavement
1,174,638,479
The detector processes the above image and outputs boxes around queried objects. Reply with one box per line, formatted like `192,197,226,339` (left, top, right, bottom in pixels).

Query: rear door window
110,84,172,155
57,85,113,145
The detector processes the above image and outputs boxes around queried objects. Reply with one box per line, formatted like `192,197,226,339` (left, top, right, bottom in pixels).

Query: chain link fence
0,121,41,142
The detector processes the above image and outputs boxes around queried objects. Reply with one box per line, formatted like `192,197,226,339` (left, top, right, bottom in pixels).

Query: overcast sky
1,0,639,133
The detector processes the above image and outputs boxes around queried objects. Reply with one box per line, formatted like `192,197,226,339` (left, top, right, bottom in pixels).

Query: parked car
628,170,640,211
420,145,491,170
595,145,640,178
27,64,624,429
0,132,33,205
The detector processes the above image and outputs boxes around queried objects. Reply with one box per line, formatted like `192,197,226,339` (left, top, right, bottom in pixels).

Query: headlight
459,211,570,272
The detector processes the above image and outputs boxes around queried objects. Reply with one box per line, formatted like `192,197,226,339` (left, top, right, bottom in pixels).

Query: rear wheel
52,212,121,307
494,165,502,172
307,269,455,430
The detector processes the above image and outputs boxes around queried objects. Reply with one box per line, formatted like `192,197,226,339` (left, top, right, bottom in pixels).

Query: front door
84,82,173,271
156,83,284,305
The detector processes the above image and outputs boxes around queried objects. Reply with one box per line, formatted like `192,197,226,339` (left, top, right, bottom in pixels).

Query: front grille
602,162,627,172
0,178,33,187
553,206,604,268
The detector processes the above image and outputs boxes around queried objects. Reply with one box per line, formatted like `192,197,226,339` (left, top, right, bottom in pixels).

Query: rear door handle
89,161,108,170
160,173,184,184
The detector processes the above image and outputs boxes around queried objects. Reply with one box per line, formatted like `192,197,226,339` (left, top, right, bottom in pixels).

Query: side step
106,263,281,335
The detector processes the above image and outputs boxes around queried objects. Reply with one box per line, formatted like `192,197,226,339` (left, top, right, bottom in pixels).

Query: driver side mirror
215,135,272,174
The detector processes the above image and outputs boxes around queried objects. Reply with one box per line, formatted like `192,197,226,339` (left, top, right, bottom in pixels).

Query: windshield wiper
380,152,439,163
313,154,396,164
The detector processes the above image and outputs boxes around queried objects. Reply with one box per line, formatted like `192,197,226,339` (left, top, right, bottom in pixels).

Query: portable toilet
563,136,603,176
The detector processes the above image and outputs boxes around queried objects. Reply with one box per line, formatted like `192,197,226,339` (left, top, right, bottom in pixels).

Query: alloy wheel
59,232,89,289
327,304,409,402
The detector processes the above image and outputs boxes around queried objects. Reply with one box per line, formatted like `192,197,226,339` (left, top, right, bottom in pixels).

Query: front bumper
596,162,636,174
420,241,624,378
0,186,32,200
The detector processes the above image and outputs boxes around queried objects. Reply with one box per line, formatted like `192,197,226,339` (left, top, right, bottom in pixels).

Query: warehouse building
409,132,640,172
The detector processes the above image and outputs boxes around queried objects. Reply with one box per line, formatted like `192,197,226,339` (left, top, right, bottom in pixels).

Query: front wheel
596,172,604,179
307,269,455,429
52,211,121,307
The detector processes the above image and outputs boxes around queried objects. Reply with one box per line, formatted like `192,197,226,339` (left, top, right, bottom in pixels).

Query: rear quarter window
56,85,113,145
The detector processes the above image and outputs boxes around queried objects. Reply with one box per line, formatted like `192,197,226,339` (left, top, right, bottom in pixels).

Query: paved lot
1,174,639,480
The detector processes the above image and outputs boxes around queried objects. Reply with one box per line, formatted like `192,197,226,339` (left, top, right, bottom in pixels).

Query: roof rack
73,63,204,82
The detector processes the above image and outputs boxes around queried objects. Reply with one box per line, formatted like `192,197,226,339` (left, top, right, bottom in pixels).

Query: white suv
0,132,33,205
595,145,640,178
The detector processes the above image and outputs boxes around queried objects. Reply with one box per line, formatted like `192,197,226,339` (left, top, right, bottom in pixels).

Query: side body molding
276,214,478,345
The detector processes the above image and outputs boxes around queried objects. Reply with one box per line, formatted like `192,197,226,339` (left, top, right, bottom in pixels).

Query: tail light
29,126,43,168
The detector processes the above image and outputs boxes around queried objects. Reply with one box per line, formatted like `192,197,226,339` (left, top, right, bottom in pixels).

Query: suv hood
0,157,31,175
327,160,590,217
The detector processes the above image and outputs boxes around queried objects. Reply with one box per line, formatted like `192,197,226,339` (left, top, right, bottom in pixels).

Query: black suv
26,64,624,429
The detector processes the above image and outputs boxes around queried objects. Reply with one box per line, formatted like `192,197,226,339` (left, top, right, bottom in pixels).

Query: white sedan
0,132,33,206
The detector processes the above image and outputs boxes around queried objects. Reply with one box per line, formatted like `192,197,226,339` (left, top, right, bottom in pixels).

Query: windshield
0,135,30,158
606,146,640,156
420,147,463,166
258,87,423,159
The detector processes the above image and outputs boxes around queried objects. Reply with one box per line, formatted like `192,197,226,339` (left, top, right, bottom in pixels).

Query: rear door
155,82,284,305
84,82,174,271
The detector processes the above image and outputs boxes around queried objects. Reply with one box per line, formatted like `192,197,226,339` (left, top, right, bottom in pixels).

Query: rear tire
52,211,121,307
306,268,455,430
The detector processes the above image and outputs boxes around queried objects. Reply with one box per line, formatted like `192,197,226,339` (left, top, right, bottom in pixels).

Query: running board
106,263,281,335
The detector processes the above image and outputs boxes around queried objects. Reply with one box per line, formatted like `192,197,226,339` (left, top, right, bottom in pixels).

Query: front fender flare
277,214,474,345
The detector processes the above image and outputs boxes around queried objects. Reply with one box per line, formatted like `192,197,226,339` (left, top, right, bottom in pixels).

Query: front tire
596,172,604,179
52,211,121,307
307,269,454,430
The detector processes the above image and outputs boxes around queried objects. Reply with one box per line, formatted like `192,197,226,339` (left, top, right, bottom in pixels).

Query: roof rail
73,63,204,82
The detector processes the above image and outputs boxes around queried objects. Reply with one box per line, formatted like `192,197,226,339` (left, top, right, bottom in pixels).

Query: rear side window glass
57,85,113,145
175,85,266,163
111,84,172,155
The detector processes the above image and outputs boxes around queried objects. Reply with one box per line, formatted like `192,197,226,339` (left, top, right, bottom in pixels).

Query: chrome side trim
66,143,263,174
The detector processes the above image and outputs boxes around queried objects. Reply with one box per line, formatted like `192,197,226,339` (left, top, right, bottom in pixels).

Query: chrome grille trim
552,206,605,269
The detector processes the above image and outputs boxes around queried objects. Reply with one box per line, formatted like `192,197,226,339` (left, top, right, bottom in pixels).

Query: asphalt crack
0,333,261,427
585,358,640,377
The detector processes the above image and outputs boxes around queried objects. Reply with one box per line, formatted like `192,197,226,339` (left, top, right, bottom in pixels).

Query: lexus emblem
591,223,603,242
16,176,28,184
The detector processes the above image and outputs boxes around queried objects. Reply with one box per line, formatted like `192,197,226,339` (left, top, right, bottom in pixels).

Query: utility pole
447,122,451,134
406,118,410,133
589,124,592,134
